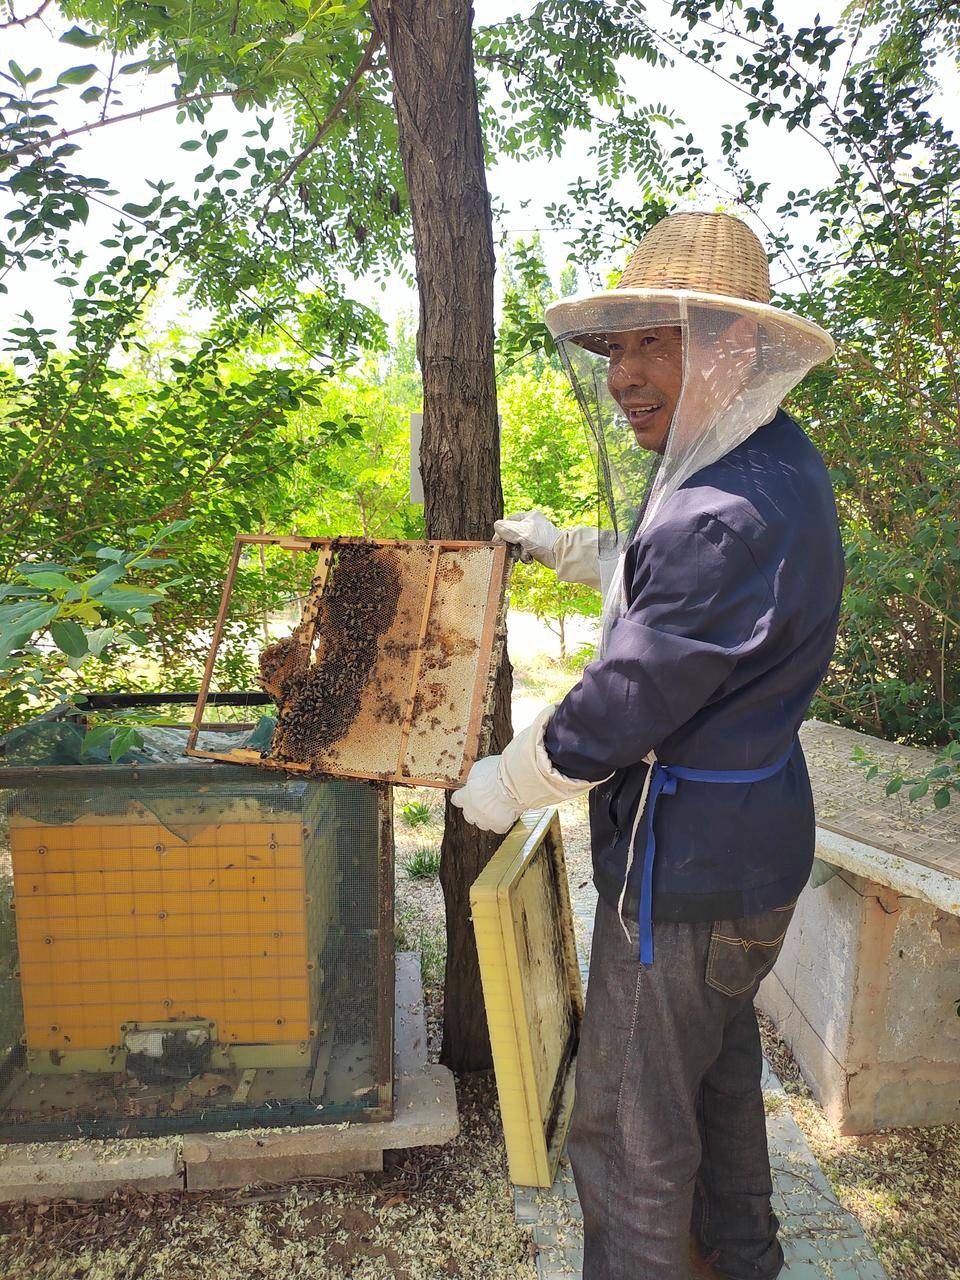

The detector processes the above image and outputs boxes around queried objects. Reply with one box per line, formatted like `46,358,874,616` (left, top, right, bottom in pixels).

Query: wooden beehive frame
470,808,584,1188
185,534,510,788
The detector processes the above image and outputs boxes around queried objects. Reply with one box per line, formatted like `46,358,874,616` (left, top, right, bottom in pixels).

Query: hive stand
758,720,960,1135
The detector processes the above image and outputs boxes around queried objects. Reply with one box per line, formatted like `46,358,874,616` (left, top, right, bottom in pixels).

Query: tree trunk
370,0,512,1071
558,614,567,663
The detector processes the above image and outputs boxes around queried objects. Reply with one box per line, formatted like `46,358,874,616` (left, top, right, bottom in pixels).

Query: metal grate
0,768,392,1141
186,535,511,787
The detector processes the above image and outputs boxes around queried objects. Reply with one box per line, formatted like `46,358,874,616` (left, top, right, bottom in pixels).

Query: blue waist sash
633,743,795,965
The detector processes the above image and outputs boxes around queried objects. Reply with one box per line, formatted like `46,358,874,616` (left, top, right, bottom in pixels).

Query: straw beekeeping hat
545,210,834,360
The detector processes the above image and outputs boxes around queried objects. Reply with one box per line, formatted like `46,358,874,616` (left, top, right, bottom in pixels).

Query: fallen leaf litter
0,1077,536,1280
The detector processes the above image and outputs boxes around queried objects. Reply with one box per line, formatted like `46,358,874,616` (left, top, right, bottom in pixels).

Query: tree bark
369,0,511,1071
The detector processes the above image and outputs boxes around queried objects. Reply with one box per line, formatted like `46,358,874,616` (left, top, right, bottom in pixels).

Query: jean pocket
705,901,796,997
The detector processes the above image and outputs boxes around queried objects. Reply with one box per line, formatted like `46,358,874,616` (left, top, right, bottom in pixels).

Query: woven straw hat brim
544,286,835,363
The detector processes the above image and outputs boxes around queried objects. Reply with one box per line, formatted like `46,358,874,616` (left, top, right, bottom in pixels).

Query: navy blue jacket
543,410,844,922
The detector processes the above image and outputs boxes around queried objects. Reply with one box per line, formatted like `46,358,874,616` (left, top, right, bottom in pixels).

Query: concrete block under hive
186,537,511,787
0,771,391,1141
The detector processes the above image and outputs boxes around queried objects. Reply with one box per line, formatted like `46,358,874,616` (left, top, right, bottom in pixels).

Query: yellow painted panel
470,809,582,1189
12,809,315,1060
12,897,48,920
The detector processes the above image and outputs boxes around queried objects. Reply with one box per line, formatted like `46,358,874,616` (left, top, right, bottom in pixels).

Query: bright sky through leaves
2,0,959,341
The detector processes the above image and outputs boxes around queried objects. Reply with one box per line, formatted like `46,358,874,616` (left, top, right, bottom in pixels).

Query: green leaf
0,603,59,661
50,618,88,658
109,726,143,762
57,64,98,86
934,787,952,810
18,570,74,590
75,562,125,596
7,61,31,85
180,139,202,151
81,724,116,754
122,199,161,219
84,627,115,658
79,86,103,102
119,58,160,76
60,26,101,48
907,782,929,801
885,777,903,796
96,586,164,611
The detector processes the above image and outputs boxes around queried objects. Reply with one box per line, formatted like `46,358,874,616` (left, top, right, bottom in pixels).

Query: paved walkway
515,886,889,1280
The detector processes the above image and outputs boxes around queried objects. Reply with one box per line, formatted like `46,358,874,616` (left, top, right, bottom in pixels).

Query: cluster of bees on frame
266,543,403,762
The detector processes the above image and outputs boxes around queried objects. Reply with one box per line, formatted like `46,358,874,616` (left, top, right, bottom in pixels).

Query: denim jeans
568,897,795,1280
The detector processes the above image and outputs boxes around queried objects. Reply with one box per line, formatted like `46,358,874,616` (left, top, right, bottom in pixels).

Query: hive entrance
187,536,510,787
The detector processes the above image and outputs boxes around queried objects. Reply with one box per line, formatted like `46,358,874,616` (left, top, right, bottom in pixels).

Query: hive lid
800,719,960,883
186,535,512,788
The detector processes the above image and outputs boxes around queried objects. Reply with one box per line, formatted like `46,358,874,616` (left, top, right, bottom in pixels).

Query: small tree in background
497,240,602,657
511,562,599,663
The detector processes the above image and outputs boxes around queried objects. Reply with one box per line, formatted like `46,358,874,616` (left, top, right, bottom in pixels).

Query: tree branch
257,30,381,225
4,87,250,161
0,0,51,31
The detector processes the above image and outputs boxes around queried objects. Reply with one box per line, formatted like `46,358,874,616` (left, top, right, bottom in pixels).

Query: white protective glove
493,511,562,567
451,705,603,834
494,511,611,591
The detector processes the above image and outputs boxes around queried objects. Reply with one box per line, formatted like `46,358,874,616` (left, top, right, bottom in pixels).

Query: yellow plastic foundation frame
470,808,583,1188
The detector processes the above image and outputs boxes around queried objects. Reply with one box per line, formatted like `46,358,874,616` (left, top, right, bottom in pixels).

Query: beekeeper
452,211,844,1280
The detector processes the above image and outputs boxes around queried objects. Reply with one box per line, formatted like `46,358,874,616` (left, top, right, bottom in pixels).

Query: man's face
606,325,684,453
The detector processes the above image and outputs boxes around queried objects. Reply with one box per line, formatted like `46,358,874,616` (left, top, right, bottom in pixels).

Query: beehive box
470,808,582,1188
0,767,392,1140
186,536,511,787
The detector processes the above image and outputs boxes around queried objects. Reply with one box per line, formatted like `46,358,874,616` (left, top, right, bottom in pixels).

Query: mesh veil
546,290,833,642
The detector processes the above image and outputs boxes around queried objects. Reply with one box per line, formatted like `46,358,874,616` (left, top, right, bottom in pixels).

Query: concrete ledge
0,1142,182,1203
759,873,960,1134
181,1063,458,1189
183,1143,382,1191
395,950,428,1075
816,825,960,916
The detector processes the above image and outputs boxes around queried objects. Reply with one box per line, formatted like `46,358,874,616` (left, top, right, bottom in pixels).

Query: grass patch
399,800,433,828
395,903,446,989
401,845,442,880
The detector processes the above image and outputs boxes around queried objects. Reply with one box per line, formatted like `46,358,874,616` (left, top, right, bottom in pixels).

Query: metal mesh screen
186,536,511,787
0,771,391,1141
